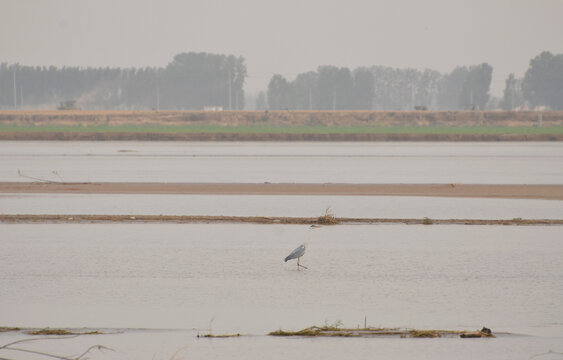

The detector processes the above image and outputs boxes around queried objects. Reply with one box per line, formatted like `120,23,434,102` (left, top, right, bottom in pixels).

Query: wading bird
284,224,322,270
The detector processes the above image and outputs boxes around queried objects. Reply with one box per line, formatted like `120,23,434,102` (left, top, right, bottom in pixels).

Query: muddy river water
1,224,562,359
1,141,563,183
1,141,562,359
2,193,563,219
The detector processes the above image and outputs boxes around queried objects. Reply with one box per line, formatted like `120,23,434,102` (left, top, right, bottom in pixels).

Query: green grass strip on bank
1,124,563,134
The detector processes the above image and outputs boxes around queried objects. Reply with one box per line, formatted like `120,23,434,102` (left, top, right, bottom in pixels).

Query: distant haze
2,0,563,96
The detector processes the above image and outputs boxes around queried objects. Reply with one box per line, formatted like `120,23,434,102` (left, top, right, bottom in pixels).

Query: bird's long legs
297,257,308,270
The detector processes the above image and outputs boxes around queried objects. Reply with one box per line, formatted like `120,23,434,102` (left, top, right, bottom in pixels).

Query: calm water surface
1,224,562,359
1,331,561,360
2,193,563,219
1,141,562,183
2,140,563,359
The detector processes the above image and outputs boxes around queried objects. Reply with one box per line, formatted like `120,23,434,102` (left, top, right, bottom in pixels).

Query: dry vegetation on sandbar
1,110,562,128
268,325,495,338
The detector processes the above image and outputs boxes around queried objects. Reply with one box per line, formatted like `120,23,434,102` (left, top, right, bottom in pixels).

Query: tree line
0,52,246,110
500,51,563,111
263,63,495,111
0,50,561,111
261,50,563,111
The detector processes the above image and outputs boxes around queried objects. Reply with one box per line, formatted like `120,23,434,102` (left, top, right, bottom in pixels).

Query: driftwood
0,335,112,360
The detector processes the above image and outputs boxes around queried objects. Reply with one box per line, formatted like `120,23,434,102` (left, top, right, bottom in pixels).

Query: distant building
514,105,529,111
534,106,550,111
204,106,223,111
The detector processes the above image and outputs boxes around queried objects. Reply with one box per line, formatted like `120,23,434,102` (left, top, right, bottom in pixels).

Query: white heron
284,224,322,270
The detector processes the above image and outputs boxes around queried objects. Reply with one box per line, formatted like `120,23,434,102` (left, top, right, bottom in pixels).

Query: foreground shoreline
1,214,561,225
1,182,563,200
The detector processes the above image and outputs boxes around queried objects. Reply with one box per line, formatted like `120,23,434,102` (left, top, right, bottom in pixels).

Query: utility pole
308,87,312,110
13,70,17,109
510,82,514,111
430,84,437,110
228,68,232,110
332,90,336,110
20,86,23,108
410,80,415,110
156,85,160,111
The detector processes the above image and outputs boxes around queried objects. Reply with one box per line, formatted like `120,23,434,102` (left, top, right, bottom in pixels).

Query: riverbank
1,110,562,127
1,110,562,141
1,214,561,225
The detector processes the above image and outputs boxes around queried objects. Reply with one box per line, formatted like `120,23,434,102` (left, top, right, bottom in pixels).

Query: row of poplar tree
261,64,493,111
0,51,561,110
262,51,563,111
0,52,246,110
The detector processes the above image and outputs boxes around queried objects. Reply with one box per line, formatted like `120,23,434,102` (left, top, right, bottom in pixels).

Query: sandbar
1,182,562,200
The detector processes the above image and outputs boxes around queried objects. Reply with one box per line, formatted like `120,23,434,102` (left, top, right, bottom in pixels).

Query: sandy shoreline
1,214,561,225
1,182,563,200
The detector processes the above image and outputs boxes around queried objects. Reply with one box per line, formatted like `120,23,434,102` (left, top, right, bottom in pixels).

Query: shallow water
2,140,563,360
2,141,563,183
2,193,563,219
1,330,562,360
1,223,562,360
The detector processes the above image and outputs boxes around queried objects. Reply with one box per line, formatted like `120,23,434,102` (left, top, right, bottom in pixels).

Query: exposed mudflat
2,182,563,200
1,214,561,225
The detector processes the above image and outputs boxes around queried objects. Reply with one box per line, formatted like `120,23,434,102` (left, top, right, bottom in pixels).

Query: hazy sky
2,0,563,96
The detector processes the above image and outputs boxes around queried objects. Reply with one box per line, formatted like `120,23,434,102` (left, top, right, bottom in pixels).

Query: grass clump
197,333,241,338
317,207,339,225
268,329,301,336
322,319,343,331
268,327,325,337
0,327,21,332
26,328,102,335
270,322,350,337
408,330,441,338
27,328,74,335
269,325,495,339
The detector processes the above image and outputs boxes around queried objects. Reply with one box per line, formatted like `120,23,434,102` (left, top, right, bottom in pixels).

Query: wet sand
1,182,563,200
1,214,561,225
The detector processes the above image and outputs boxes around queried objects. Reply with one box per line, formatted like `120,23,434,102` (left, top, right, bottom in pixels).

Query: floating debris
1,214,560,226
460,327,493,338
197,333,241,338
0,327,21,333
269,326,495,338
26,328,103,336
